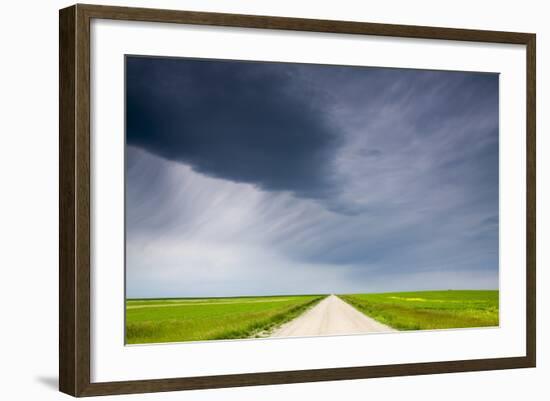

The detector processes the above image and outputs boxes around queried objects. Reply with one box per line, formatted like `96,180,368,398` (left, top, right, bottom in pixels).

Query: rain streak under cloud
125,56,499,298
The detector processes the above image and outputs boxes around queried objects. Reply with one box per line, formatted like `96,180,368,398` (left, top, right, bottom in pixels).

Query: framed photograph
59,4,536,397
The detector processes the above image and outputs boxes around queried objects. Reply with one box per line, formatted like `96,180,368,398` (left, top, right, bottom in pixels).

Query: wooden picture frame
59,3,536,397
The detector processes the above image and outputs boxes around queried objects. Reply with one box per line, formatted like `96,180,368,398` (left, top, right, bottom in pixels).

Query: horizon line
126,288,499,301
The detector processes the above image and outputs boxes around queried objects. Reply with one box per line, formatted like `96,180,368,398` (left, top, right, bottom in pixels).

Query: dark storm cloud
126,56,343,202
127,58,498,202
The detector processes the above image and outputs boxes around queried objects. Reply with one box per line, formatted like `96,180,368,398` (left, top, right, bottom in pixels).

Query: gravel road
270,295,395,337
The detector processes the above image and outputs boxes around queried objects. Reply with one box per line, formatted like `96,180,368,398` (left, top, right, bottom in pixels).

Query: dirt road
271,295,395,337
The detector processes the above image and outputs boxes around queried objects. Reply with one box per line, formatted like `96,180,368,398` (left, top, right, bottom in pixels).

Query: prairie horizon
126,288,499,301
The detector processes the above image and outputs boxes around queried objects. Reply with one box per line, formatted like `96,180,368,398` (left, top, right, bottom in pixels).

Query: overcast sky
125,56,499,298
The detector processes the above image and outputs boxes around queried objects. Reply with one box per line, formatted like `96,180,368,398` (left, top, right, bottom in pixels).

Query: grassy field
340,290,498,330
126,295,325,344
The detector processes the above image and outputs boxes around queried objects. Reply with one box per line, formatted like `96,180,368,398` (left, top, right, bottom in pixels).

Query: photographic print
125,56,499,345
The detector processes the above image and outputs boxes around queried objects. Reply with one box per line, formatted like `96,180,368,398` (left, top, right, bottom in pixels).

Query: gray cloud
127,56,344,204
127,57,498,216
125,57,499,297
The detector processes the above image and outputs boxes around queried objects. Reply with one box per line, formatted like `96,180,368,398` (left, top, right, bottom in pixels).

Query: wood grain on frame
59,3,536,397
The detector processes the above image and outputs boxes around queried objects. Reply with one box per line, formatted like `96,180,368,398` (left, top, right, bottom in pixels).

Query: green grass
339,290,499,330
126,295,325,344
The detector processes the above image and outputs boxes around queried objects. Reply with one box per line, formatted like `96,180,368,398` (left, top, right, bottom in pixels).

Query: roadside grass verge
126,295,325,344
340,290,498,330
